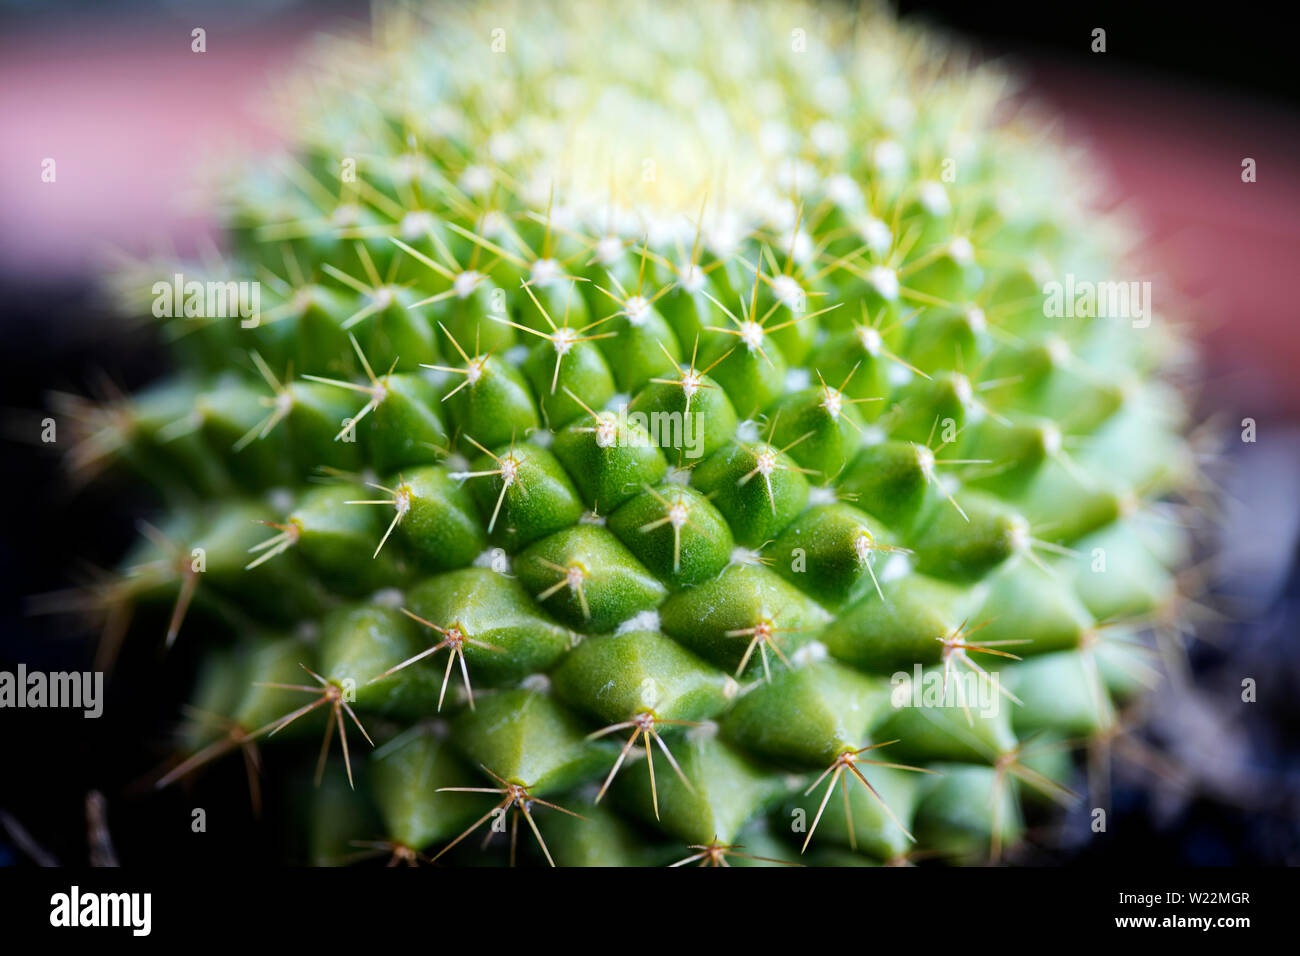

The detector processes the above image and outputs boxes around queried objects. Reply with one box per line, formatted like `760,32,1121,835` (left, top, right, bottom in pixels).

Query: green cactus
69,0,1195,866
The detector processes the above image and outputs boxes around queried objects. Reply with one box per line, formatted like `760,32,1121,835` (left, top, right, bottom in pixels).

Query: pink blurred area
0,13,348,273
2,16,1298,414
1023,61,1300,417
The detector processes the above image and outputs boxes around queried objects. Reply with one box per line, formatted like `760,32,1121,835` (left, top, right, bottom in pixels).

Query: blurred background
1,0,1297,865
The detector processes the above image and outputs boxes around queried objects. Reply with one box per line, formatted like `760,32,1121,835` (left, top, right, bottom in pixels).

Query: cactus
68,0,1196,866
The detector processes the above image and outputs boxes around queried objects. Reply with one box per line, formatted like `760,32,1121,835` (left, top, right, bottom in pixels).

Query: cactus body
87,0,1193,865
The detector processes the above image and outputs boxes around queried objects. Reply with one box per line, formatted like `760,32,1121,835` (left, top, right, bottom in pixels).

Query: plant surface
63,0,1197,866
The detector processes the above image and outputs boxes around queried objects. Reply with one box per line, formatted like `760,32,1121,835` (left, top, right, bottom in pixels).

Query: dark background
1,0,1297,866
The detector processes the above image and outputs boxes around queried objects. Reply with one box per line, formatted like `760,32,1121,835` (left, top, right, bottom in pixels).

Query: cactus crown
83,0,1193,865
